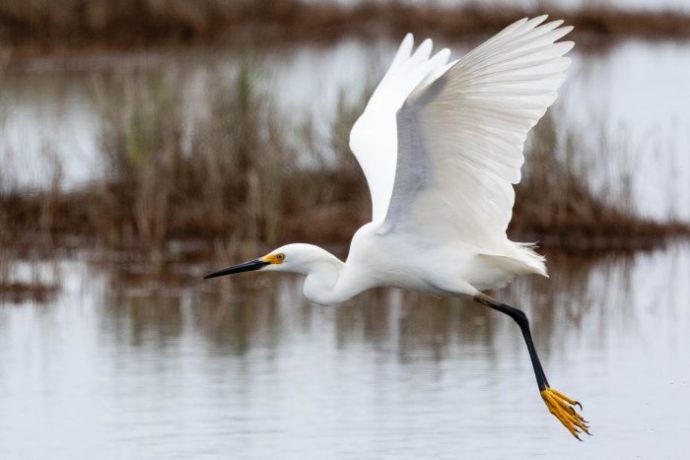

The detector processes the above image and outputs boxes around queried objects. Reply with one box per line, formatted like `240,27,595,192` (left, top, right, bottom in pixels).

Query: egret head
204,243,337,279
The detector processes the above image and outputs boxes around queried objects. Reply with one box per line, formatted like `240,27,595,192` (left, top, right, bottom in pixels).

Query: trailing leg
474,293,590,439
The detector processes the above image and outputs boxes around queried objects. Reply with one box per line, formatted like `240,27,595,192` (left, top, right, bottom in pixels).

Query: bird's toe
540,387,590,439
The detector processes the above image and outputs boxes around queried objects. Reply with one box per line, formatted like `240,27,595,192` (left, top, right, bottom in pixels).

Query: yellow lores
260,253,285,265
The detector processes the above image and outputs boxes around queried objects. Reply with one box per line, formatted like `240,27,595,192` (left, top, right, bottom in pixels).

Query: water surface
1,245,688,459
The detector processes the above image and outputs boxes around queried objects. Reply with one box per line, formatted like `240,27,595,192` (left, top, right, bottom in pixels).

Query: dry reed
0,68,687,258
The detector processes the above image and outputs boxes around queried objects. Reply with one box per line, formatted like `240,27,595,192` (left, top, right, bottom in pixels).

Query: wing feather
380,17,573,254
349,36,451,222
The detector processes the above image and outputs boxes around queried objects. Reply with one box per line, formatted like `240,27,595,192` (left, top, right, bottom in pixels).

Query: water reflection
2,245,687,458
97,249,663,365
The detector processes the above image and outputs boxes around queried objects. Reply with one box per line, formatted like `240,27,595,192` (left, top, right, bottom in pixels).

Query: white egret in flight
206,16,589,438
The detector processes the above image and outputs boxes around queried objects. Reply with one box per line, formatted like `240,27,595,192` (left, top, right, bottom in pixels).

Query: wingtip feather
528,15,549,27
413,38,433,60
402,32,414,47
559,25,575,36
558,41,576,55
390,33,415,70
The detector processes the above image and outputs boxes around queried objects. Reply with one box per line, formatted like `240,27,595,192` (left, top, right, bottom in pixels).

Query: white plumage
348,15,572,294
207,17,590,438
209,13,575,305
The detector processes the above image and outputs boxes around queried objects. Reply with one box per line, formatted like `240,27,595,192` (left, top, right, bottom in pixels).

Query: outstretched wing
382,16,573,248
349,35,452,223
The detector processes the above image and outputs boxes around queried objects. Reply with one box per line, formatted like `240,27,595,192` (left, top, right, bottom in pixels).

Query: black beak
204,259,270,279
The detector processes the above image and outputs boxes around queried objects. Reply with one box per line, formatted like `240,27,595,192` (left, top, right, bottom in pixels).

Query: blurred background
1,1,689,459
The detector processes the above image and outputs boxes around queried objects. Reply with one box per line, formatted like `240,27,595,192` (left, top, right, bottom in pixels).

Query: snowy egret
206,16,589,438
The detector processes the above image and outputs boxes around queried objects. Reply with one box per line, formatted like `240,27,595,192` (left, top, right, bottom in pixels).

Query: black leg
473,292,590,439
474,293,549,391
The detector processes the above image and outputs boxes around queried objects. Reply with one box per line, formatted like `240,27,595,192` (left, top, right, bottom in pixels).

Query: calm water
1,244,689,459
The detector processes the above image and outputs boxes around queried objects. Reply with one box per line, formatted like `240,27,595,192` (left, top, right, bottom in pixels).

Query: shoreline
3,189,688,257
2,3,690,57
1,234,688,302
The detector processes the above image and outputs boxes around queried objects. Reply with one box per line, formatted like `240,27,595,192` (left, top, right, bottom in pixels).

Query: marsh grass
0,246,60,303
0,68,687,260
88,66,293,255
0,278,59,303
513,113,687,249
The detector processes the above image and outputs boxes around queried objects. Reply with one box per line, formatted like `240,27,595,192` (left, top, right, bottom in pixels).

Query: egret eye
277,253,285,262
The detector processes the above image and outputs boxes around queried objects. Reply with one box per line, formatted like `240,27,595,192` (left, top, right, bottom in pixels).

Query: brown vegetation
1,0,690,54
0,68,370,257
0,280,58,303
2,67,688,258
511,114,690,251
0,250,59,302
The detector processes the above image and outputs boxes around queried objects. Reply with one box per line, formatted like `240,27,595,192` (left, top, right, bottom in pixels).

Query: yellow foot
541,387,590,440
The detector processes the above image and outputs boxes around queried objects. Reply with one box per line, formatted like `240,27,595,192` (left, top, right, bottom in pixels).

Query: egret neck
289,246,350,305
204,243,357,305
